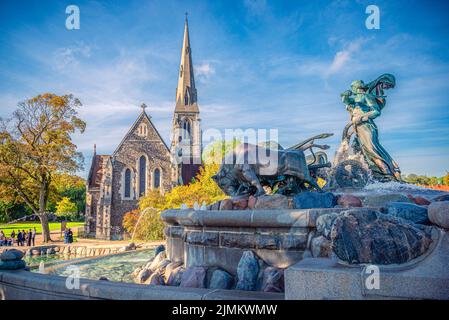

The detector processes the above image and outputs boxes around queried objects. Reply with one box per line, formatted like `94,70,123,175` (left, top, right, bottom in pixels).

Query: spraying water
131,207,157,240
333,139,351,166
333,139,368,171
38,261,45,274
333,139,442,197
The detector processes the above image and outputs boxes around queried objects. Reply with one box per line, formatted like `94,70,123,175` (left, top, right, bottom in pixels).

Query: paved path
0,229,164,253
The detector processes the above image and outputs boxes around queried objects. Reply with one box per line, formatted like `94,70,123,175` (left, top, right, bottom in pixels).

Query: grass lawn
0,222,84,237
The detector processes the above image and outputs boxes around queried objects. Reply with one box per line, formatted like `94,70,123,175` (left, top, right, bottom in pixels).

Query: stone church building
85,18,202,239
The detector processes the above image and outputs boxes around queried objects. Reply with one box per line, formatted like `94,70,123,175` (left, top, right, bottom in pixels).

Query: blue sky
1,0,449,178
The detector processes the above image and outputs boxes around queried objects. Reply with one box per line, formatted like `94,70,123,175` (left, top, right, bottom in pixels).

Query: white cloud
294,38,370,79
53,42,92,70
0,40,180,178
325,38,367,76
195,62,215,79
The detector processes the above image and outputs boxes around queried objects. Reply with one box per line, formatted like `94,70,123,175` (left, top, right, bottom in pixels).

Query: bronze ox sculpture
212,133,333,197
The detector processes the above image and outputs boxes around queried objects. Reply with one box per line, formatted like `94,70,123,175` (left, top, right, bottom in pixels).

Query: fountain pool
25,254,77,267
30,249,154,283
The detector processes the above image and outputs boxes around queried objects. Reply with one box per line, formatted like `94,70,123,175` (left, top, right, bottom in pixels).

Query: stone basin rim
0,269,284,300
161,207,382,228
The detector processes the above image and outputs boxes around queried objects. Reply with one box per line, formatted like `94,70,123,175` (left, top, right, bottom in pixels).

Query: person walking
32,227,37,246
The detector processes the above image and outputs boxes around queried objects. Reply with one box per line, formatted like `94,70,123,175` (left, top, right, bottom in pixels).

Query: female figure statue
340,74,401,181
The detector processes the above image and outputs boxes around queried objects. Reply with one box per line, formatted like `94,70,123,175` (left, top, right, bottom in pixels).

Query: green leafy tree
404,173,448,187
49,173,86,214
404,173,418,184
443,172,449,186
428,176,439,186
55,197,78,216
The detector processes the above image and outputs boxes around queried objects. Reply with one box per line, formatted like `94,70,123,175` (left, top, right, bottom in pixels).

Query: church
85,17,202,240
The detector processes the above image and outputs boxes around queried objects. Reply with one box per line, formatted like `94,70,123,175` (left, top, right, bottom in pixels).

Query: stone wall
84,189,99,237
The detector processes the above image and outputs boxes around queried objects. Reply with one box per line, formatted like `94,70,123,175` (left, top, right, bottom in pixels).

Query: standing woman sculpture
340,74,401,181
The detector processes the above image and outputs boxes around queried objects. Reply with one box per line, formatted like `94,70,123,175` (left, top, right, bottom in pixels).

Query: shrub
133,139,237,240
139,164,227,211
443,172,449,186
122,209,139,234
133,163,228,241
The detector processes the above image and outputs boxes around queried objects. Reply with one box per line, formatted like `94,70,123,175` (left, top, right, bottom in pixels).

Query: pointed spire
175,15,198,112
93,144,96,155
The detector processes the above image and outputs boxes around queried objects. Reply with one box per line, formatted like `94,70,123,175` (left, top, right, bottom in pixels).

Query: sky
0,0,449,178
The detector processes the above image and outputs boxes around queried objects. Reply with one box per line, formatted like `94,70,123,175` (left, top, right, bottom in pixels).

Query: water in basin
25,254,78,266
31,249,154,283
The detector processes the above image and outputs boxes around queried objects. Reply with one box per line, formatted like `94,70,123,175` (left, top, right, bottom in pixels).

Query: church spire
175,14,198,112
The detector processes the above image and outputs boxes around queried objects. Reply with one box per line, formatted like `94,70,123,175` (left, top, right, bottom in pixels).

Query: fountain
153,74,449,299
2,74,447,300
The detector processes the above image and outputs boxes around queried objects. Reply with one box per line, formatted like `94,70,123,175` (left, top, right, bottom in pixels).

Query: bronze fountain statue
212,133,333,197
339,73,401,182
213,73,402,196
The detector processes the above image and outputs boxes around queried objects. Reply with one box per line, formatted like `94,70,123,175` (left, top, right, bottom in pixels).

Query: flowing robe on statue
343,92,401,181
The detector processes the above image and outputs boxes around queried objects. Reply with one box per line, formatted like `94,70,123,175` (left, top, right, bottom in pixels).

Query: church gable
113,109,170,157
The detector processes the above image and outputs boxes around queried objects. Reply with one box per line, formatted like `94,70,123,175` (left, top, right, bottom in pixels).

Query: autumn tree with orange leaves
0,94,86,242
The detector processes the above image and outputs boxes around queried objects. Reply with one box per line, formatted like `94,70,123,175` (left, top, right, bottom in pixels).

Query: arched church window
124,169,131,198
184,88,190,105
154,168,161,189
182,120,191,140
139,156,146,196
137,123,147,137
186,121,191,138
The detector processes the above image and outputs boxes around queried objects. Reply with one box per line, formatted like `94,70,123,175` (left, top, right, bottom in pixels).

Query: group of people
0,230,13,246
0,228,36,246
63,228,74,244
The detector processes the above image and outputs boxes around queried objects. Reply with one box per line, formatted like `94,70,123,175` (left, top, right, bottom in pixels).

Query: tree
139,138,236,212
443,172,449,186
404,173,418,184
0,93,85,242
122,209,140,235
49,173,86,214
55,197,78,217
132,165,226,241
428,176,439,186
139,164,227,212
123,208,164,240
133,140,238,240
